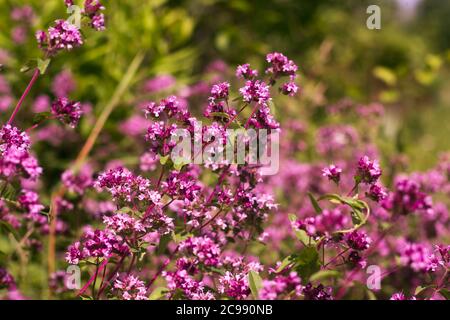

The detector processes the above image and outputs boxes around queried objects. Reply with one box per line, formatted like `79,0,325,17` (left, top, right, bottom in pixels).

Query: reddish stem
78,258,109,297
7,68,40,125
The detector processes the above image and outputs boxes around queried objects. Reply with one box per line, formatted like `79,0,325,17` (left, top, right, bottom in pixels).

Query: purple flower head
210,82,230,101
12,26,28,44
367,183,388,202
398,241,437,273
37,20,83,55
144,95,184,119
95,167,161,205
52,70,76,97
322,164,342,184
345,230,371,251
218,271,251,300
239,80,271,106
390,292,416,300
303,283,333,300
347,251,367,269
11,5,35,23
65,228,129,264
61,164,93,195
280,81,299,97
163,268,213,300
91,13,105,31
260,272,302,300
33,95,51,113
236,64,258,79
143,74,176,93
316,125,359,155
248,106,280,130
162,171,201,203
0,125,42,180
266,52,298,78
84,0,105,16
179,236,221,267
0,268,16,290
114,274,147,300
51,97,82,127
19,190,45,223
388,178,433,216
356,156,382,184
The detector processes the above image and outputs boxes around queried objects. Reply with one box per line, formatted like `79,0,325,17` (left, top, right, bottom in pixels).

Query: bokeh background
1,0,449,169
0,0,449,298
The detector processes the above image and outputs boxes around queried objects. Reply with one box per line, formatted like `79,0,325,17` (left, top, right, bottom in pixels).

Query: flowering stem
335,218,398,299
243,103,260,128
48,52,144,291
78,258,108,297
7,68,40,125
199,208,223,231
146,246,179,290
96,255,126,298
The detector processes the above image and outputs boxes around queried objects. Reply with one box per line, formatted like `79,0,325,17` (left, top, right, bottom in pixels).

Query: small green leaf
275,255,296,273
294,247,321,280
0,221,20,241
309,270,340,282
308,192,322,214
248,270,263,300
159,154,170,165
288,214,297,223
294,229,315,247
149,287,168,300
156,233,172,254
37,58,51,74
351,209,364,226
20,60,37,73
0,180,20,201
414,285,434,296
366,289,377,300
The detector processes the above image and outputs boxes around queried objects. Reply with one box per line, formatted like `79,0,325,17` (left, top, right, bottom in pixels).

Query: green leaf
37,58,51,74
0,180,18,201
275,255,296,273
248,270,263,300
366,289,377,300
20,59,37,73
350,209,364,226
318,193,370,232
0,220,20,241
159,154,170,165
294,247,320,280
32,112,52,125
288,214,297,223
149,287,168,300
439,288,450,300
414,285,434,296
309,270,340,282
294,229,315,247
308,192,322,214
156,233,172,255
0,249,7,262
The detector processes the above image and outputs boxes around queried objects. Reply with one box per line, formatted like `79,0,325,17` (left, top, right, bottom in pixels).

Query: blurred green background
1,0,449,171
0,0,449,297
